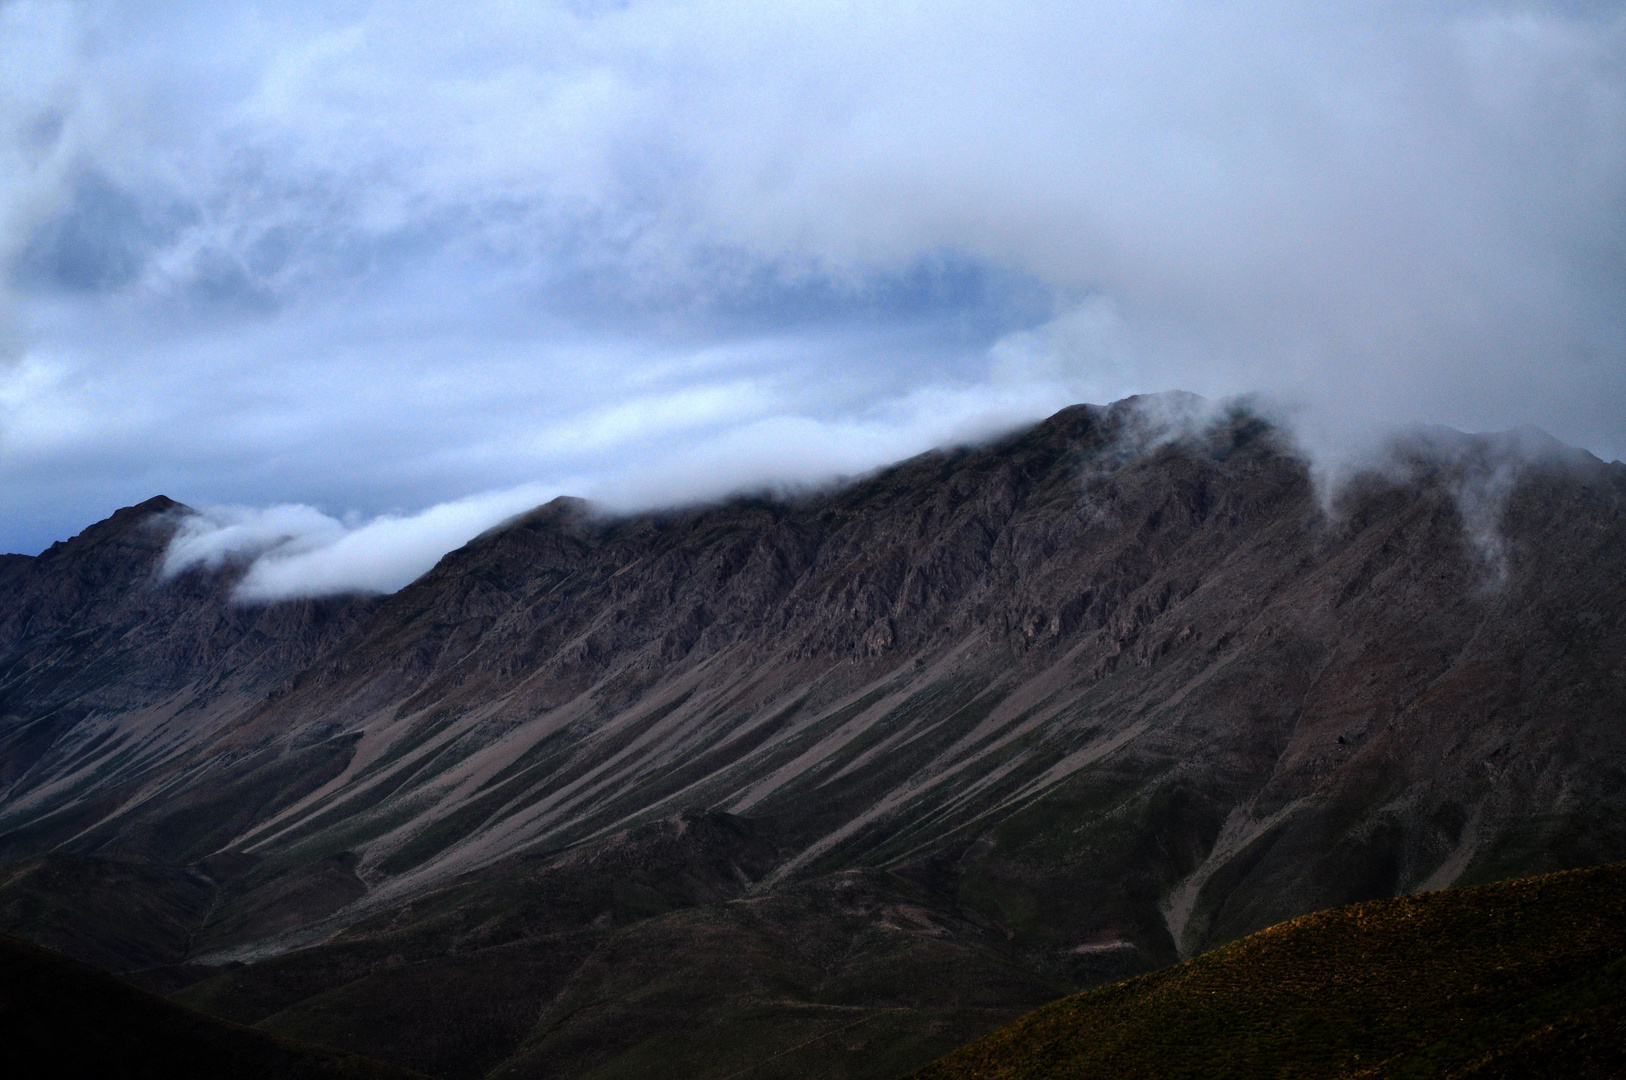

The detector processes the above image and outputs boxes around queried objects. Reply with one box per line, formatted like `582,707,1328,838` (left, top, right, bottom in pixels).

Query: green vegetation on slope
909,861,1626,1080
0,931,426,1079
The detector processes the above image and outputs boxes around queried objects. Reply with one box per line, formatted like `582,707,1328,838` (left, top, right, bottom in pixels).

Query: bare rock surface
1,395,1624,1078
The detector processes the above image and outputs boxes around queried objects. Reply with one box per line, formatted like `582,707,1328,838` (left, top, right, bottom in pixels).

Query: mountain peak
31,495,184,560
130,494,181,514
1,410,1624,1080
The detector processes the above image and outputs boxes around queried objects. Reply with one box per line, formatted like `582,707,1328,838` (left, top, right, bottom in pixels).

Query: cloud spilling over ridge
1342,423,1602,586
164,387,1605,602
0,1,1622,560
160,376,1077,600
165,484,562,600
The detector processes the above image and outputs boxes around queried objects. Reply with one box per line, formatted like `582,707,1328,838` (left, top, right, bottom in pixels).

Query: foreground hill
2,395,1624,1077
910,861,1626,1080
0,931,425,1079
170,813,1064,1079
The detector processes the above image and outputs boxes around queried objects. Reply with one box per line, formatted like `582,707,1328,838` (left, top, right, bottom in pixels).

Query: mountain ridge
2,395,1624,1077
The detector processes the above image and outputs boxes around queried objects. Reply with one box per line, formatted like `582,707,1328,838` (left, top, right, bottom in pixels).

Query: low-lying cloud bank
160,377,1080,600
162,484,561,600
162,388,1608,602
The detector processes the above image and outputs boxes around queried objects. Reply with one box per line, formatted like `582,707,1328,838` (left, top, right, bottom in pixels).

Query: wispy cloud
164,485,561,600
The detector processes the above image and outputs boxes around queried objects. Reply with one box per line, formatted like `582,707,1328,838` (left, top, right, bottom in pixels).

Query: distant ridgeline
911,862,1626,1080
1,398,1624,1079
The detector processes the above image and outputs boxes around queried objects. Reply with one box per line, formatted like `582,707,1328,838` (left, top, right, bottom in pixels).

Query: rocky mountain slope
2,396,1623,1077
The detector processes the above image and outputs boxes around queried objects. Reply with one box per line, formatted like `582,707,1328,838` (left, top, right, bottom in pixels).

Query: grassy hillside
909,861,1626,1080
0,931,426,1079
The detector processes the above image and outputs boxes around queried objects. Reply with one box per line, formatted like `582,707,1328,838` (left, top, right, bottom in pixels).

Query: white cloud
163,502,346,578
166,484,564,600
158,372,1082,600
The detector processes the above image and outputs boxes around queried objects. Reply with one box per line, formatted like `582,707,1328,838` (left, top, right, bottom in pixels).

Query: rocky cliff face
2,397,1623,1079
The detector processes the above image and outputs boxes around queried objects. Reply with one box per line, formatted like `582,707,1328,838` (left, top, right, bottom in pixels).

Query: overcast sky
2,2,1622,593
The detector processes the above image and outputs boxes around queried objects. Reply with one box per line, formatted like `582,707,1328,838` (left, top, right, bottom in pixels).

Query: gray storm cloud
1,1,1622,592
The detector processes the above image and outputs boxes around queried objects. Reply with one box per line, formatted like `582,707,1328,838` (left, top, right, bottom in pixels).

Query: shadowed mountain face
2,397,1624,1078
0,931,426,1079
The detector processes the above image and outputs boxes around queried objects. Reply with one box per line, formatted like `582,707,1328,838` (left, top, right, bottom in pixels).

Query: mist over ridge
2,370,1624,1078
2,5,1623,1062
1,1,1622,564
157,393,1609,602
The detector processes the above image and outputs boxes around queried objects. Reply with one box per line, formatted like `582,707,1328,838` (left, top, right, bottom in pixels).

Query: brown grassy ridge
907,861,1626,1080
